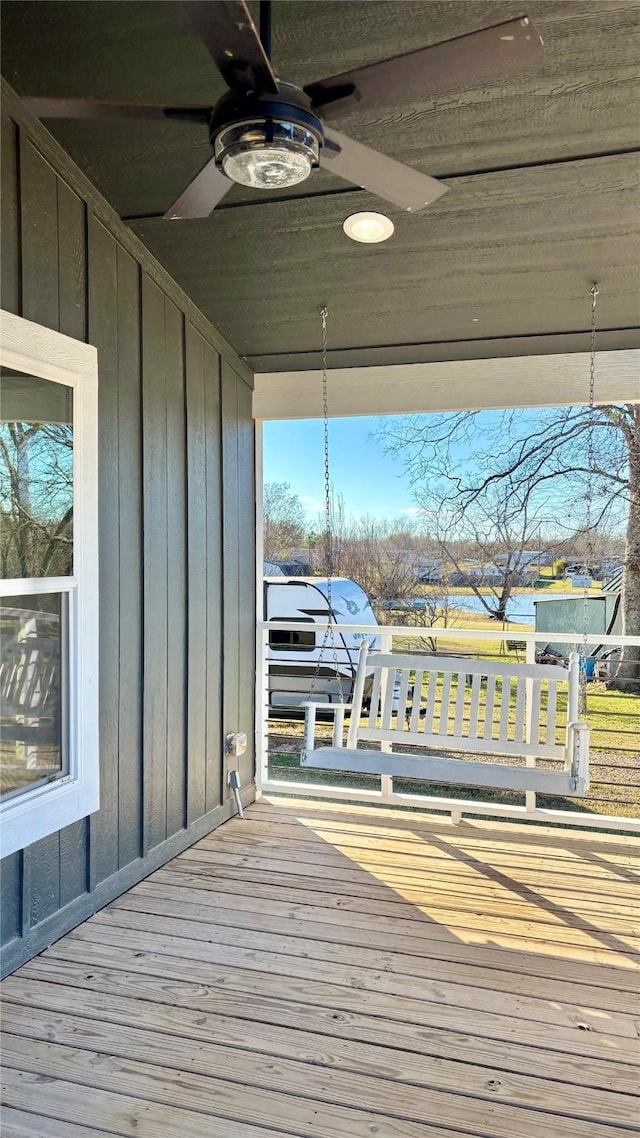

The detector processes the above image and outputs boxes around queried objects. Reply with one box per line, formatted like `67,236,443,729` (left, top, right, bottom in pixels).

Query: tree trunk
608,417,640,692
489,577,514,623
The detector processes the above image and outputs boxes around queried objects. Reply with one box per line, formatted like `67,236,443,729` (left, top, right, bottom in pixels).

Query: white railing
256,621,640,833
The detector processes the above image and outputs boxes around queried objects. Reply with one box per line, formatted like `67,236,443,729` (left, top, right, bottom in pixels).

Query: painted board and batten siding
0,105,256,977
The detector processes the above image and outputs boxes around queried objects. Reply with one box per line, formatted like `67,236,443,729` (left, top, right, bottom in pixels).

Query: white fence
256,621,640,833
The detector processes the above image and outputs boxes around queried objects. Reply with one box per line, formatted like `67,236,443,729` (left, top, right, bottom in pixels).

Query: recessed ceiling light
343,212,394,243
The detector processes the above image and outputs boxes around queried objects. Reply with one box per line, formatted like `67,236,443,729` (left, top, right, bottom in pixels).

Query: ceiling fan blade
180,0,278,95
322,128,447,213
19,98,211,124
164,155,232,219
306,17,542,119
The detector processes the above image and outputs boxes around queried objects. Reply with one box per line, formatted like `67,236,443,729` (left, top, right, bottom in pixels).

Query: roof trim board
253,349,640,419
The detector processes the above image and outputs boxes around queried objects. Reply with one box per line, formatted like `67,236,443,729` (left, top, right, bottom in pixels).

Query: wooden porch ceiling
2,797,639,1136
2,1,640,371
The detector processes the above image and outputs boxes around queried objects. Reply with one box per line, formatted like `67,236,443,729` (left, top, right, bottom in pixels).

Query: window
0,310,98,858
268,619,316,651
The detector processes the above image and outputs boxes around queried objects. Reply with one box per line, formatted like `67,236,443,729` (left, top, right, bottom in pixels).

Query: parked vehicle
264,577,380,711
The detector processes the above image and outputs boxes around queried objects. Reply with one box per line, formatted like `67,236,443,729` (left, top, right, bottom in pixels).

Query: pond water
446,593,537,625
394,592,582,628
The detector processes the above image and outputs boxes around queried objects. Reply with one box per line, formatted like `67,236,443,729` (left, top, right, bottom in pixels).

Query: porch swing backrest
301,641,589,796
357,651,574,760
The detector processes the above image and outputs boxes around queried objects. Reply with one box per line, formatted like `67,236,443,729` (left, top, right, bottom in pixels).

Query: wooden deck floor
2,797,640,1137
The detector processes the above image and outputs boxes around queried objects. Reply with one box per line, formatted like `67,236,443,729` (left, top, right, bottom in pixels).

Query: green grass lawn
397,610,532,659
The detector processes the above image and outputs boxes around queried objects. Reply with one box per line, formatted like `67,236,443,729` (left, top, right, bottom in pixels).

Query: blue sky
263,415,420,521
263,408,626,536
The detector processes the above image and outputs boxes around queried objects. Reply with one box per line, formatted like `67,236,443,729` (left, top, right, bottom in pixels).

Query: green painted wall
0,93,256,977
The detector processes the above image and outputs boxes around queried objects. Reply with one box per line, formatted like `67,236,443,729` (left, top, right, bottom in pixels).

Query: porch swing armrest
301,701,353,751
566,721,590,791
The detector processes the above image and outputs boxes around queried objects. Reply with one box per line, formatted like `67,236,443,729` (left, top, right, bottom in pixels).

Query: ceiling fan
20,1,543,219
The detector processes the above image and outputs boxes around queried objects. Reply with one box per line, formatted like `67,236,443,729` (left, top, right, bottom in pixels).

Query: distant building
417,559,442,583
449,570,470,586
448,562,538,587
449,566,497,586
494,550,552,569
481,564,505,584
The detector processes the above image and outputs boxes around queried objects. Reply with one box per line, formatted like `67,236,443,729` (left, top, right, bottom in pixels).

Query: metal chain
580,283,599,716
321,307,333,587
309,307,343,701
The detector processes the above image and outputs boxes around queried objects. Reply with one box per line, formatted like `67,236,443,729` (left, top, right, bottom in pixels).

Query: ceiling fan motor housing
210,82,325,188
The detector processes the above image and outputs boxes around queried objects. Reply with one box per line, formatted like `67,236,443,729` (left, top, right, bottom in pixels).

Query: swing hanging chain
309,306,344,702
321,306,332,586
580,283,599,717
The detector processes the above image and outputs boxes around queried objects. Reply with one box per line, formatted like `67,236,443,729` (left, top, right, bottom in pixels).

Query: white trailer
264,576,380,711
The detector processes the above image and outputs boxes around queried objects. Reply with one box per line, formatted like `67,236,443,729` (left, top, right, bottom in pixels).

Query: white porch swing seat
301,640,590,797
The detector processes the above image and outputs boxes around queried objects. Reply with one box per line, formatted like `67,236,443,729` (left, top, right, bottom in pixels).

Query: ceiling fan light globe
215,118,320,190
223,146,312,188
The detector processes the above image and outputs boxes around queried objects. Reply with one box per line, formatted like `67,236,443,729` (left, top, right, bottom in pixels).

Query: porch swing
301,292,600,799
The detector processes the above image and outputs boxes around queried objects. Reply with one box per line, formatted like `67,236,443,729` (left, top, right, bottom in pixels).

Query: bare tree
315,510,425,602
0,422,73,578
389,584,458,654
430,482,549,624
378,404,640,691
263,481,307,561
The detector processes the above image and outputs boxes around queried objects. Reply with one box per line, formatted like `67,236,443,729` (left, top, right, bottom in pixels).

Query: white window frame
0,309,99,858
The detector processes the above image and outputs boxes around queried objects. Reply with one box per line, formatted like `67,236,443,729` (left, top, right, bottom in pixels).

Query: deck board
125,874,640,985
2,797,639,1137
145,867,640,970
169,854,640,953
1,1108,111,1138
173,847,640,928
85,905,638,1013
4,975,637,1097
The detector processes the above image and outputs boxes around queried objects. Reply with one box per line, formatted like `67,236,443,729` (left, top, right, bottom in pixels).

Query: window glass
269,619,316,651
0,367,73,578
0,592,68,800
